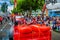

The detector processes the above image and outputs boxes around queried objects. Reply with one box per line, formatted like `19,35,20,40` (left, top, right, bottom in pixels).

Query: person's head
14,21,18,26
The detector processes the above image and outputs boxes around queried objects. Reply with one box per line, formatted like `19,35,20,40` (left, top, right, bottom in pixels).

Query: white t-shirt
15,16,22,21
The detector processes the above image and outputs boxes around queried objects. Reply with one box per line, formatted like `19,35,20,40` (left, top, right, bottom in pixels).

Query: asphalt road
52,31,60,40
0,20,12,38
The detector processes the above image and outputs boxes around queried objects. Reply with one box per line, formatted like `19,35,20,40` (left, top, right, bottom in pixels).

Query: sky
57,0,60,3
0,0,9,1
0,0,10,5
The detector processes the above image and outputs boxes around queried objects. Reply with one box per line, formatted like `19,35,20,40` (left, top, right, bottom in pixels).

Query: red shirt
0,16,3,21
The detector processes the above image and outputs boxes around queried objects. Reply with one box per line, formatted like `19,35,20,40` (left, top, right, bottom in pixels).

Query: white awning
46,3,60,9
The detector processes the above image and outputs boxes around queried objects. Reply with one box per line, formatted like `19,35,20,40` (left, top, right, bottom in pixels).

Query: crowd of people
0,13,60,30
13,14,60,29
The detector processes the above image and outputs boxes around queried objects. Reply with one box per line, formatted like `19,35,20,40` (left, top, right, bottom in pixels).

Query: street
0,0,60,40
0,20,12,40
0,20,60,40
52,31,60,40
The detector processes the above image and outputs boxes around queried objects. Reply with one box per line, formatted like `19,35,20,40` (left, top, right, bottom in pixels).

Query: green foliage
12,8,23,13
1,2,8,13
12,0,45,13
11,8,17,13
10,0,14,5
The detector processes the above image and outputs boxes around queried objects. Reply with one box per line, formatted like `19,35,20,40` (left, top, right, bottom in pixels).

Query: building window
50,12,52,14
55,11,60,14
49,0,57,3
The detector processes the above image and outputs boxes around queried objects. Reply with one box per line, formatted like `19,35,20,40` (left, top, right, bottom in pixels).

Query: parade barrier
13,24,51,40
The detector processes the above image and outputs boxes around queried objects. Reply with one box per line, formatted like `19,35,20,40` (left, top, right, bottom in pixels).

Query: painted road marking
0,21,11,31
0,23,8,31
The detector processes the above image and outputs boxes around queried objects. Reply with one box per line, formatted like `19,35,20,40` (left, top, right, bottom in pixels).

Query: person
37,16,40,21
0,16,3,24
14,21,18,27
31,17,37,24
52,17,56,30
45,20,49,26
56,18,60,31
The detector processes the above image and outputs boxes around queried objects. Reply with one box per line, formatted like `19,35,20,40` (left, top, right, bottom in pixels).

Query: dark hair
14,21,18,26
59,19,60,20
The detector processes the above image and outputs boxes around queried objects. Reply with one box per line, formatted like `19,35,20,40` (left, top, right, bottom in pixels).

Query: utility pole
42,4,46,19
14,0,18,15
14,0,17,8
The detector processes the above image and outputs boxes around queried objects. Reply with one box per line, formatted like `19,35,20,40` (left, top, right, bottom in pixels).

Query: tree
12,0,45,16
16,0,44,11
10,0,14,5
1,2,8,13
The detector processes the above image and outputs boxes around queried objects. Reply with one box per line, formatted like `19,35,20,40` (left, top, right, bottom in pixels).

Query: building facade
46,0,60,17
